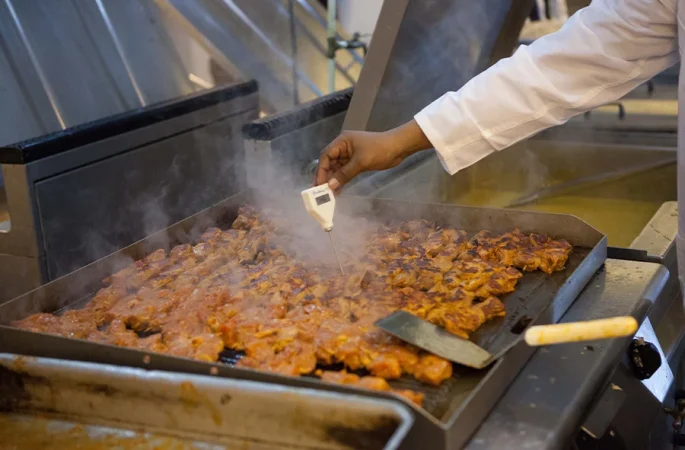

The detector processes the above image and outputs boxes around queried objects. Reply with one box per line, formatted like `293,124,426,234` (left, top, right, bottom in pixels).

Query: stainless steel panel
5,0,133,127
34,113,249,280
0,254,41,304
0,354,414,450
344,0,532,132
95,0,197,104
163,0,293,113
0,0,215,146
0,164,41,259
25,93,257,181
0,1,64,145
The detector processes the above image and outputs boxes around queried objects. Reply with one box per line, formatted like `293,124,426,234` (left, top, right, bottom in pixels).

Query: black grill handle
242,88,353,141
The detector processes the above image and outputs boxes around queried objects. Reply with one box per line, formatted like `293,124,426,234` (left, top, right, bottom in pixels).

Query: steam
244,147,380,273
66,86,372,290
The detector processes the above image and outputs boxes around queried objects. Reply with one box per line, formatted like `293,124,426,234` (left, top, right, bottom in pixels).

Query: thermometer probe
301,184,345,275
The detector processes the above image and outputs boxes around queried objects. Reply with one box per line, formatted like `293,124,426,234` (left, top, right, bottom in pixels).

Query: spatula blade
375,311,494,369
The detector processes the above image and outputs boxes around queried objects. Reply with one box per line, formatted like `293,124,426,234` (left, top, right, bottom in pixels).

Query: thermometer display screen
315,194,331,205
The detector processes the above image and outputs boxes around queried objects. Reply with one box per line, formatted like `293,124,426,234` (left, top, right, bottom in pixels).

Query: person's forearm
383,120,433,159
415,0,678,175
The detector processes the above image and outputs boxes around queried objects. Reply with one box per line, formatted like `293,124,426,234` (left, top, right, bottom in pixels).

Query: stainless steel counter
467,259,670,449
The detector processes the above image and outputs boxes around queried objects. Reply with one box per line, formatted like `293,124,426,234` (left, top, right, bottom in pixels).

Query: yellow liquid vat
449,164,677,248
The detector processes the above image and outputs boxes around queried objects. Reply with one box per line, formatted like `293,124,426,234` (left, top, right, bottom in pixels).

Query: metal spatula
375,311,638,369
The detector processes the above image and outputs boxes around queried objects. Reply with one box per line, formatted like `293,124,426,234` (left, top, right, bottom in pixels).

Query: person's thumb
330,158,362,191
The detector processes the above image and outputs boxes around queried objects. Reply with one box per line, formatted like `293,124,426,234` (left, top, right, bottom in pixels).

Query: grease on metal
179,381,222,426
0,414,211,449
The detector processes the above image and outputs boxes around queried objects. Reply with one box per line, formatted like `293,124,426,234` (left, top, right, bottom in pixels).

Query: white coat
414,0,685,292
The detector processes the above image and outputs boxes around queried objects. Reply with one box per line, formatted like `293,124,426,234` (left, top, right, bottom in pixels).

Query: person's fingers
328,178,340,191
316,137,349,185
330,157,362,190
315,151,332,186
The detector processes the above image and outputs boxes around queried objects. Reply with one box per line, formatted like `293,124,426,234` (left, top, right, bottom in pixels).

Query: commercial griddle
0,190,607,449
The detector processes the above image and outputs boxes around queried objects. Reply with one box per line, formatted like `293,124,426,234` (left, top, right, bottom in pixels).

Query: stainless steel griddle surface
0,190,607,449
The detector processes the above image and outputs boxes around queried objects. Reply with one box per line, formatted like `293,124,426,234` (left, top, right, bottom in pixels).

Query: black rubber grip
0,80,259,165
242,87,353,141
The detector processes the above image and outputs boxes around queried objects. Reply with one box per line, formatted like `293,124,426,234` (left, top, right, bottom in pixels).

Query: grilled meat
462,229,571,274
11,205,572,407
318,370,425,406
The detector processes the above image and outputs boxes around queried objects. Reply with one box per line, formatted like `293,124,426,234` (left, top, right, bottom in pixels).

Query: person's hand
315,119,432,191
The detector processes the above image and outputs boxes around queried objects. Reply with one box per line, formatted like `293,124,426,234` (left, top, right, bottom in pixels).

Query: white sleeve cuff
414,95,496,176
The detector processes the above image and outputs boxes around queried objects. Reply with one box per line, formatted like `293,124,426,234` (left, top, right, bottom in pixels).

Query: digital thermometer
301,184,345,275
301,184,336,231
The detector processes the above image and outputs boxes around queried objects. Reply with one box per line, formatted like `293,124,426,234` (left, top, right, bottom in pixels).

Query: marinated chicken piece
376,230,406,252
414,354,453,386
381,345,420,375
443,259,522,299
85,286,127,319
319,369,361,385
424,289,493,338
319,370,424,406
199,227,223,244
474,268,522,298
387,261,419,288
473,296,507,319
136,333,167,353
358,376,392,391
395,389,425,406
412,259,444,292
400,220,434,241
422,230,446,257
367,354,403,379
104,289,178,333
232,206,261,230
164,329,224,362
102,318,140,347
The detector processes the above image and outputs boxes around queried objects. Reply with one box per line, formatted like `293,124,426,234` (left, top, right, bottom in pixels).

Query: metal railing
160,0,364,111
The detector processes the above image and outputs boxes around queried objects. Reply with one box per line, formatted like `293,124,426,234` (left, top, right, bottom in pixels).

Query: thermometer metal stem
328,231,345,275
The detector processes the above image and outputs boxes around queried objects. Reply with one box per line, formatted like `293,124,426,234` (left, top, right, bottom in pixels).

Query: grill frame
0,190,607,449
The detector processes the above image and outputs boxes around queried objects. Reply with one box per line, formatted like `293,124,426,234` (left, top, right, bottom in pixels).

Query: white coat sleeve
414,0,679,175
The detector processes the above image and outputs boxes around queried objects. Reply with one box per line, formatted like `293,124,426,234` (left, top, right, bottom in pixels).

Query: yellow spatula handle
524,316,638,346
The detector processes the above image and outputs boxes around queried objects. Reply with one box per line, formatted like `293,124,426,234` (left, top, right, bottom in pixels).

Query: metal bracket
581,383,628,439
